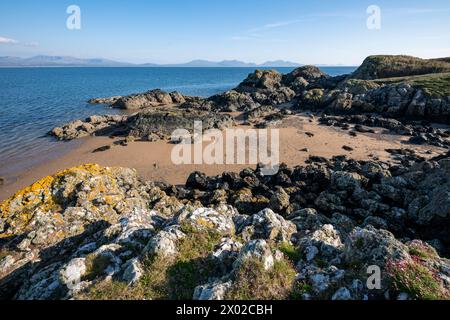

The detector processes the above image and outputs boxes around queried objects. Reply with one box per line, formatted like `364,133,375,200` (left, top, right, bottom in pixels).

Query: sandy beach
0,114,445,202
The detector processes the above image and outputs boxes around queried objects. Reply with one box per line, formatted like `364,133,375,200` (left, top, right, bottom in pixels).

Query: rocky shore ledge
0,153,449,300
1,55,449,300
51,55,450,149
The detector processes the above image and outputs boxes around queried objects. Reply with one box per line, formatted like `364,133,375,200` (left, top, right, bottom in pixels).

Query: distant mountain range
0,56,303,68
143,59,303,68
0,56,134,67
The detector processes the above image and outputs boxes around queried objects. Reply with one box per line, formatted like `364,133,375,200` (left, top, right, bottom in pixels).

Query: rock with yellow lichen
1,158,449,300
0,164,139,240
0,164,191,299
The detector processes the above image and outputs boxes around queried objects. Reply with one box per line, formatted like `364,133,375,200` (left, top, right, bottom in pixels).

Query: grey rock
145,225,186,258
234,240,274,271
332,287,352,300
122,258,143,285
193,279,232,300
248,208,296,243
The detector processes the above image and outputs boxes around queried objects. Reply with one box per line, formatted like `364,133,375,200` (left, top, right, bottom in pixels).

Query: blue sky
0,0,449,65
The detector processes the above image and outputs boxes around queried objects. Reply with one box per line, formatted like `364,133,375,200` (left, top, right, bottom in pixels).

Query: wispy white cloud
0,36,19,44
230,35,288,43
0,37,39,48
231,18,310,42
248,19,304,33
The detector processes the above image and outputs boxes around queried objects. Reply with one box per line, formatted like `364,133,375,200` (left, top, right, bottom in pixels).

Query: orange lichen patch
0,175,56,237
0,164,123,238
194,217,216,230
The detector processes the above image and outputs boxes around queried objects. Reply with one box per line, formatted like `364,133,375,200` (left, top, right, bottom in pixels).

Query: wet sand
0,115,446,201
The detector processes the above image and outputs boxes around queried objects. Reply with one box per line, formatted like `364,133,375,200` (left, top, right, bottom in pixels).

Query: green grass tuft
277,242,301,263
290,281,313,300
408,241,438,260
226,257,297,300
375,72,450,98
78,228,223,300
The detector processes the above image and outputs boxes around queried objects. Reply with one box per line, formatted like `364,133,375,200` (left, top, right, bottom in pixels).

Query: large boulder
283,65,329,86
0,164,142,241
144,225,186,258
176,207,236,236
50,115,128,141
127,108,234,140
233,240,275,271
299,224,344,262
344,226,410,269
208,90,259,112
236,70,282,93
193,279,232,300
111,89,183,110
242,208,296,243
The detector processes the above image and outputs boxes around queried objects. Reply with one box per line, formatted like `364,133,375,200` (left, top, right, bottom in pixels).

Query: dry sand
0,115,446,201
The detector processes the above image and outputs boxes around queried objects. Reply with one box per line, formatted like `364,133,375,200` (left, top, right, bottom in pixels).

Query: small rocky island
1,55,450,300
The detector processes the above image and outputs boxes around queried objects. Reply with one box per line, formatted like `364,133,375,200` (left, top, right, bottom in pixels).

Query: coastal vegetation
351,55,450,80
374,72,450,98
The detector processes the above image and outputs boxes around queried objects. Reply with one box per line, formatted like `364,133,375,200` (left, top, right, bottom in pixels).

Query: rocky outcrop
283,65,329,89
127,108,234,141
50,115,129,140
111,89,189,110
319,114,450,149
350,83,450,122
207,69,295,112
350,55,450,80
53,55,450,147
78,55,450,125
1,154,449,300
88,96,122,105
50,108,234,141
208,90,260,112
237,69,282,92
290,78,450,124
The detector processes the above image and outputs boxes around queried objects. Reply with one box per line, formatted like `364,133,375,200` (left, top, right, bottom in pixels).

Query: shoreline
0,114,445,202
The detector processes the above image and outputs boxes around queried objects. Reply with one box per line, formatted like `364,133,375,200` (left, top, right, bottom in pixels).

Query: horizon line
0,54,359,67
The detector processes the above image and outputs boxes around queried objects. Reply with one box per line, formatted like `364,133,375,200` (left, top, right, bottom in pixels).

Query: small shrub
290,281,312,300
78,280,145,300
226,258,296,300
387,257,450,300
165,229,222,299
408,240,438,260
79,228,223,300
277,242,301,263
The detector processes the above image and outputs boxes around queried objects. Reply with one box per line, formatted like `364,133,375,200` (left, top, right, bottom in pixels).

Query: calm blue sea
0,66,355,176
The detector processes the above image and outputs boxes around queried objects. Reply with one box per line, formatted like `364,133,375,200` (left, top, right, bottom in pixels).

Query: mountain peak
0,55,303,68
